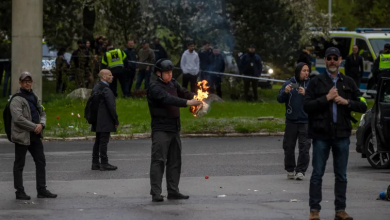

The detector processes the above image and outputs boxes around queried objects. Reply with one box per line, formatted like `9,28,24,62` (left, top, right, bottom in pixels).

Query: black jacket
147,78,194,132
123,47,137,70
153,44,168,61
345,54,364,78
91,82,119,133
304,73,367,140
239,53,262,76
199,49,212,70
208,53,225,74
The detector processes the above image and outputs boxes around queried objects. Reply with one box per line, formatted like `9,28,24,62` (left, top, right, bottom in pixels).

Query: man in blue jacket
277,62,311,180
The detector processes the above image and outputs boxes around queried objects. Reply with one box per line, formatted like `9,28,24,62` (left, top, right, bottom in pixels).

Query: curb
0,130,357,141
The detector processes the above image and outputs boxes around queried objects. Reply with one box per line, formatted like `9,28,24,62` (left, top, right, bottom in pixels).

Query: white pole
329,0,332,29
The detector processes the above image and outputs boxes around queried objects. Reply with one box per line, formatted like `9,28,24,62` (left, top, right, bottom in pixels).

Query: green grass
0,77,374,137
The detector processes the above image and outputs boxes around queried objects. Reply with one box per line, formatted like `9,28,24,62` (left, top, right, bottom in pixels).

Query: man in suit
345,45,364,88
91,69,119,171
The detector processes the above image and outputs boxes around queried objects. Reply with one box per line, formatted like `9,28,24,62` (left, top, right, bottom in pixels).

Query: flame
190,80,209,117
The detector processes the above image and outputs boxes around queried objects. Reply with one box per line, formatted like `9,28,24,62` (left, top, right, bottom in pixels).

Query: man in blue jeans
304,47,367,220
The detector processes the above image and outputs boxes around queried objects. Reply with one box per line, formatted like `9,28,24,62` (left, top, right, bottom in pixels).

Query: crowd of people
53,36,264,101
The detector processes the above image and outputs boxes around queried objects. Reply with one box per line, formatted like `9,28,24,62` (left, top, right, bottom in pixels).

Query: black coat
208,53,225,74
304,73,367,140
147,79,194,132
345,54,364,78
91,82,119,133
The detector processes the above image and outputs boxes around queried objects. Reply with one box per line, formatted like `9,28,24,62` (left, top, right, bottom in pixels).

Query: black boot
37,189,57,198
167,193,189,200
152,195,164,202
16,190,31,200
100,163,118,171
91,163,100,170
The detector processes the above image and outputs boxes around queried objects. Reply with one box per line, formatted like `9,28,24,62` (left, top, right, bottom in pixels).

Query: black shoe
37,190,57,198
167,193,189,200
16,191,31,200
100,163,118,171
152,195,164,202
91,163,100,170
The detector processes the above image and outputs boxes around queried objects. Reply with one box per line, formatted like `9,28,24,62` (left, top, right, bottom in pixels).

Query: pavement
0,136,389,220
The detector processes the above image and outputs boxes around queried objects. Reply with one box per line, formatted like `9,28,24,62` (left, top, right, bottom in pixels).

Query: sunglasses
326,56,339,61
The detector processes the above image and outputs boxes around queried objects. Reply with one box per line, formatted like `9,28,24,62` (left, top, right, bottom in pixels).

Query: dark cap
213,46,219,49
77,39,85,44
19,71,32,81
141,39,149,44
249,44,256,49
325,47,341,57
384,43,390,49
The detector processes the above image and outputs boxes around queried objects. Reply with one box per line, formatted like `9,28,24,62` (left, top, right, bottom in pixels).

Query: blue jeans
309,138,350,211
135,69,151,90
3,70,11,97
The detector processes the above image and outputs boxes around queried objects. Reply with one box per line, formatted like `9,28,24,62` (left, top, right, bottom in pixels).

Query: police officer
101,42,127,97
372,43,390,87
147,59,202,202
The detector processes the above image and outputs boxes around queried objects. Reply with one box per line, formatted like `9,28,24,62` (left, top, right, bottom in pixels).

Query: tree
351,0,390,28
227,0,301,71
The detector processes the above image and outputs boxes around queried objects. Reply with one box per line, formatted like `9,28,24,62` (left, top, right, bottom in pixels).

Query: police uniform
373,44,390,86
101,48,127,97
147,59,194,202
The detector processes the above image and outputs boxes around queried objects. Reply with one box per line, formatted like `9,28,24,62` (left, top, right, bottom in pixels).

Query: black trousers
182,73,198,94
109,67,126,97
150,131,182,196
14,133,46,192
92,132,110,164
124,68,136,96
244,78,258,101
208,75,222,98
283,122,311,173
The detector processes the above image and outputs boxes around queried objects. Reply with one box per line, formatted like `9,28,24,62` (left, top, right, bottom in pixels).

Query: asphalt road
0,136,389,220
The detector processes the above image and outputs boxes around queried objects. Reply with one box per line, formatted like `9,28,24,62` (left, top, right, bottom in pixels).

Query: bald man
90,69,119,171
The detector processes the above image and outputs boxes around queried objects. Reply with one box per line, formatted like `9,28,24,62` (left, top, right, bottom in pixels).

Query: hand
136,68,139,72
298,87,305,95
326,87,338,101
334,96,349,105
187,99,203,106
284,84,292,94
34,124,43,134
146,66,150,71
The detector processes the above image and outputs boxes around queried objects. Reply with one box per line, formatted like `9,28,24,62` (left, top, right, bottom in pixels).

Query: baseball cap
384,43,390,49
19,71,32,81
325,47,341,57
249,44,256,49
141,39,149,44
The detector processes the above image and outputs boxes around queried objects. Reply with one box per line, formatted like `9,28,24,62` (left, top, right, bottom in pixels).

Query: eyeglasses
326,56,339,61
21,80,33,84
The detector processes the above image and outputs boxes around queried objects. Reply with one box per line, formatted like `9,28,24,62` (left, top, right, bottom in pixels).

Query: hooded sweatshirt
277,62,310,123
180,49,200,75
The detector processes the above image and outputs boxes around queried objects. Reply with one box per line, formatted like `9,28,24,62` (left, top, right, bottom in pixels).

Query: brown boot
309,210,320,220
335,210,353,220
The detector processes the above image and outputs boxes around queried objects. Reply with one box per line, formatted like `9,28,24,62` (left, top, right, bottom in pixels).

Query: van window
311,37,351,59
356,38,373,62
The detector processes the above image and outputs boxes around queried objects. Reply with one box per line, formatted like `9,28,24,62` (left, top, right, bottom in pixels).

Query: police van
310,28,390,94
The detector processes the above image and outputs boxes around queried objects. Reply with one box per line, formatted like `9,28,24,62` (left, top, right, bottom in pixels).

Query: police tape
128,61,378,94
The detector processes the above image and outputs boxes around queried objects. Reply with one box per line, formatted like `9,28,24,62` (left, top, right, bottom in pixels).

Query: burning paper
190,80,210,117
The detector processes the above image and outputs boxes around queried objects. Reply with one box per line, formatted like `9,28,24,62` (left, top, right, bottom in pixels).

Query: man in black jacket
147,59,202,202
123,40,138,97
239,45,263,101
345,45,364,88
198,41,212,80
304,47,367,220
91,69,119,171
207,46,225,98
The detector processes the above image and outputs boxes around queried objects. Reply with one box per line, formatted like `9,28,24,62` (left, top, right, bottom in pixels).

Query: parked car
42,44,71,80
356,77,390,168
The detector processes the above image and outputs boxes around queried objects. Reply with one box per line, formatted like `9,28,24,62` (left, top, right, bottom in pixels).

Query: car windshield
369,38,390,56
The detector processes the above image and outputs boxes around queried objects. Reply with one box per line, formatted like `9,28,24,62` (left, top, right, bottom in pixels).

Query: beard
328,66,338,73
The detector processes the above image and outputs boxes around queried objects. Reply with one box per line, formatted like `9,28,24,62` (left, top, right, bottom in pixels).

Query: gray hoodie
180,49,200,75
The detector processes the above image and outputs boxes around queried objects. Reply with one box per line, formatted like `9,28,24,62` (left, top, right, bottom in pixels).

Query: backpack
84,88,103,124
3,93,28,142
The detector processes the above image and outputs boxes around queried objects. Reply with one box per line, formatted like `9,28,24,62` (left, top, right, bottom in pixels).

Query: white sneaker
295,172,304,180
287,172,295,179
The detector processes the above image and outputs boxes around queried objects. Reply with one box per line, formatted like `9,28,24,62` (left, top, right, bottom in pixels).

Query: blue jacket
239,53,262,77
277,77,310,123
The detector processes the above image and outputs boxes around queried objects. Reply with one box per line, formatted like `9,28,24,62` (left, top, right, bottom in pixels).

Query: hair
187,42,195,47
128,39,134,43
353,45,358,48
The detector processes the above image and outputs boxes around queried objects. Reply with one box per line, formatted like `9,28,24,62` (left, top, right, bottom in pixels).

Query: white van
310,28,390,92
